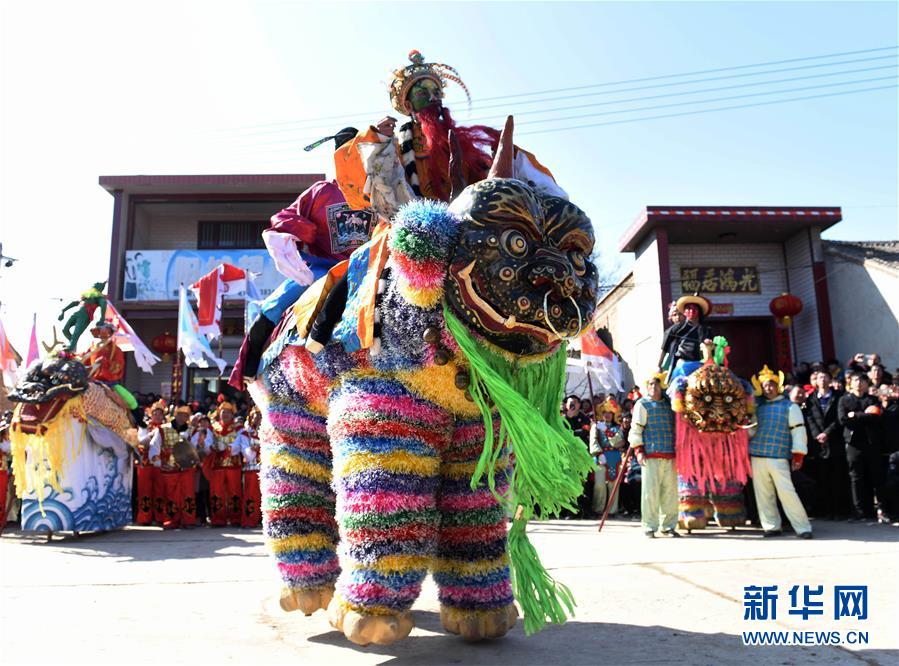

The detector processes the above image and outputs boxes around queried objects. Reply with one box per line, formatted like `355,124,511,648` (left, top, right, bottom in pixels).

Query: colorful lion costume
671,338,753,530
248,121,599,645
7,354,138,533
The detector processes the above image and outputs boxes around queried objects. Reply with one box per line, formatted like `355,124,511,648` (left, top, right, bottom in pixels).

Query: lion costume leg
677,477,711,530
326,376,450,646
710,480,746,528
253,352,340,616
434,416,517,641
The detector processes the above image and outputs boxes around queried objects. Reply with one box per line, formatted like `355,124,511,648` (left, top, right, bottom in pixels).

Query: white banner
123,249,283,301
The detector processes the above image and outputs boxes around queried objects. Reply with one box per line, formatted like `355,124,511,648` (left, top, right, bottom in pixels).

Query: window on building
197,220,267,249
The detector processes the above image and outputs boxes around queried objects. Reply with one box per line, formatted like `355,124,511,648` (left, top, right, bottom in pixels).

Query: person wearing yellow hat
659,294,713,383
749,365,813,538
589,397,626,517
202,397,248,527
135,399,167,525
629,373,679,537
148,404,198,529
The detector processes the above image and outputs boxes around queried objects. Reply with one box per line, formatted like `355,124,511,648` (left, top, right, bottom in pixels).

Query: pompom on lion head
683,364,751,433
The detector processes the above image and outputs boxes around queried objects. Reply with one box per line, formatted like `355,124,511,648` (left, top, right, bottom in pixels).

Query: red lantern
151,331,178,361
770,293,803,327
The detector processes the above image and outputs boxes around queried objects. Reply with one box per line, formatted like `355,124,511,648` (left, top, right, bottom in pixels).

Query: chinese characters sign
681,266,760,294
743,585,868,621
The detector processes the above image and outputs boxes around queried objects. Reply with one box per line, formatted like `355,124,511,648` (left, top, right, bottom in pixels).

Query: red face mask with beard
415,104,500,201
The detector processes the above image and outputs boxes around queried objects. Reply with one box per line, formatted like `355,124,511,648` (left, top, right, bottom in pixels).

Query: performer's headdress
214,394,236,417
676,293,711,316
388,50,471,116
146,398,167,415
751,364,785,396
647,371,668,390
599,396,622,422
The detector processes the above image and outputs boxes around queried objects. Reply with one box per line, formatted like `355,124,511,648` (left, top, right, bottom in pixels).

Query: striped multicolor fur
708,481,746,527
328,375,448,615
433,416,513,622
677,478,712,530
678,477,746,530
255,347,340,593
253,348,517,623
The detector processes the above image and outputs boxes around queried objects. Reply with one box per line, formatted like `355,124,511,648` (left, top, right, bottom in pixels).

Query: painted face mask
446,178,598,355
683,363,751,433
406,78,443,112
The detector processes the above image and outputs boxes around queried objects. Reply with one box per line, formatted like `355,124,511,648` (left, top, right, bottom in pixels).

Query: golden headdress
388,50,471,116
214,394,236,418
751,364,785,396
599,397,622,422
647,371,669,390
145,398,167,415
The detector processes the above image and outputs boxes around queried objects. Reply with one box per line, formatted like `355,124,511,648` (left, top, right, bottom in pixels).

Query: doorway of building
707,317,777,380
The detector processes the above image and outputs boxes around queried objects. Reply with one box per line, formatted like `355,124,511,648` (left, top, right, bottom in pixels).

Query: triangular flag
26,313,40,367
105,303,160,374
178,285,226,373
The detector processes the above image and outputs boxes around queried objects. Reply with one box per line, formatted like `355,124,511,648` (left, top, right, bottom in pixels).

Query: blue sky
1,0,896,351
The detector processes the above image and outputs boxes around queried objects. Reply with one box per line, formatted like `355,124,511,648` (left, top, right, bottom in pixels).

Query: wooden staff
597,446,632,533
584,362,597,409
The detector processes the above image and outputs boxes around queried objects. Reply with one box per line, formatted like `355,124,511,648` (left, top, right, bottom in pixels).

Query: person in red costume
136,400,166,525
202,398,248,527
335,50,566,213
148,404,197,529
229,129,376,389
82,322,125,383
240,406,263,528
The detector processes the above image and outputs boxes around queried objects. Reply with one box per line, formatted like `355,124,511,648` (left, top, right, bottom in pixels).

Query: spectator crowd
562,351,899,530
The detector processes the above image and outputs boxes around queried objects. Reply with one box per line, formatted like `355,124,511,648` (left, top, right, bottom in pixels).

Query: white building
824,241,899,372
594,206,843,385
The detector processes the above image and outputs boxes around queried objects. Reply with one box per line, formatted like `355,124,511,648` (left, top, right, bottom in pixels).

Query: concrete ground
1,518,897,666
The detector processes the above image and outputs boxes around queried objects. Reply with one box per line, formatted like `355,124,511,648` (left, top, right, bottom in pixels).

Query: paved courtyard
2,518,896,665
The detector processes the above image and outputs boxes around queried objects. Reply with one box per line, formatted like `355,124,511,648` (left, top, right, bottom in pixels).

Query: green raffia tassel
443,304,595,635
713,335,729,366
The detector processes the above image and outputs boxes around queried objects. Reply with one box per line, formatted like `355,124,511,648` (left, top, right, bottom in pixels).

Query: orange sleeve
334,127,391,210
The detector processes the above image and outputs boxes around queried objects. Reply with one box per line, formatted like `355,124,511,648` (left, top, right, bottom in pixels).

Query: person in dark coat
659,294,713,382
838,373,885,521
877,386,899,523
805,370,849,519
